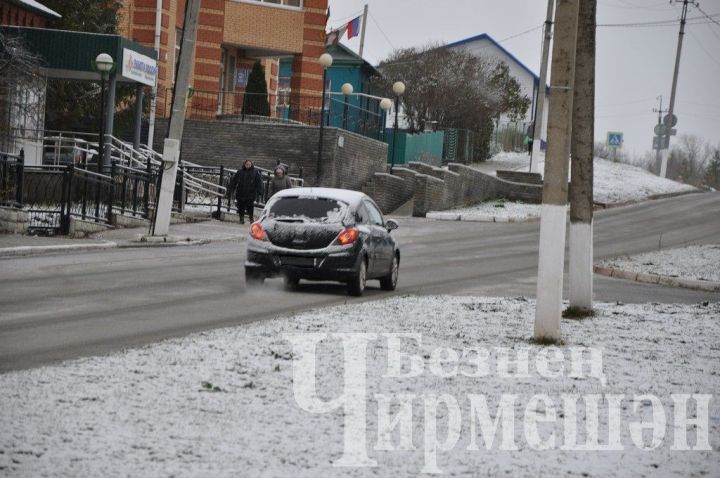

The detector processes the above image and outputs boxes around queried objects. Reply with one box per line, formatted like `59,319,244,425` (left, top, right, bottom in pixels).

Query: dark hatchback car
244,188,400,296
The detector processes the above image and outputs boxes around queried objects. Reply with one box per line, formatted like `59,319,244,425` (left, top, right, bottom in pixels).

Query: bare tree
373,43,530,159
666,134,711,185
0,31,45,153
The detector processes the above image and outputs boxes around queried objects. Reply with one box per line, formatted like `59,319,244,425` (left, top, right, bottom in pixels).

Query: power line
368,11,395,50
695,4,720,28
496,24,543,43
597,14,719,27
687,29,720,70
599,0,669,12
376,23,544,68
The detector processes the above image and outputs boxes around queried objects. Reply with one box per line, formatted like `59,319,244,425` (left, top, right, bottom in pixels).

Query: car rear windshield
267,197,347,223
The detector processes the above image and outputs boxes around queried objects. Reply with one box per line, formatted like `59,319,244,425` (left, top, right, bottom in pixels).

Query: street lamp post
317,53,333,183
390,81,405,173
95,53,114,174
379,97,392,141
341,83,353,130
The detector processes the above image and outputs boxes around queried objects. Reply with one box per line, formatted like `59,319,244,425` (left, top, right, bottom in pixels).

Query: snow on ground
591,157,696,204
427,199,540,222
1,296,718,476
469,153,696,204
600,244,720,282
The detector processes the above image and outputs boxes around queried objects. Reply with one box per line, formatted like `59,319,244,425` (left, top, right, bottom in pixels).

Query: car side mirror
385,219,399,232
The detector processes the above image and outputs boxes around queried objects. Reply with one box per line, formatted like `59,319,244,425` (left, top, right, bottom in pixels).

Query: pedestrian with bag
231,159,263,224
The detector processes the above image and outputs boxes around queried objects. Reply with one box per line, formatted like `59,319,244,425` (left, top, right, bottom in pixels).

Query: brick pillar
289,0,328,124
191,0,225,118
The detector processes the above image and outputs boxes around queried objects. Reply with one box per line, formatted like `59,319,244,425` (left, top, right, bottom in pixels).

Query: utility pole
530,0,555,174
660,0,696,178
358,4,369,58
534,0,580,342
147,0,163,150
653,95,668,173
151,0,201,236
568,0,596,313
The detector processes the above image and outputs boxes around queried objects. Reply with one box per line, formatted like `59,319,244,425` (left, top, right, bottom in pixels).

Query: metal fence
0,151,23,208
111,162,156,219
178,163,304,217
4,133,307,234
163,89,387,141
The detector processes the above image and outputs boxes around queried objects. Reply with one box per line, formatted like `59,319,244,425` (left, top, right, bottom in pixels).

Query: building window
241,0,303,9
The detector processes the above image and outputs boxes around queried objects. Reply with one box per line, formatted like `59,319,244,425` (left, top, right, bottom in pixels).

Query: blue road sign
607,131,623,148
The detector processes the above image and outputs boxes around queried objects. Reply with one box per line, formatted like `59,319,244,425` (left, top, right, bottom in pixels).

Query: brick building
118,0,329,120
0,0,59,28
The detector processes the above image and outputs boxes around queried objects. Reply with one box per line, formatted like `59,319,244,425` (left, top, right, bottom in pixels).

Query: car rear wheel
245,269,265,287
347,258,367,297
380,254,399,291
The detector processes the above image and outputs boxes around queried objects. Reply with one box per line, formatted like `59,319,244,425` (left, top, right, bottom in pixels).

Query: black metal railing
175,163,304,217
5,146,307,234
65,166,115,226
0,151,23,208
162,89,387,141
111,162,156,219
22,165,67,232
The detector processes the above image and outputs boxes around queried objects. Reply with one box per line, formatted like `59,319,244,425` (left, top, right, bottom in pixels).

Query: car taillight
336,227,359,245
250,223,268,241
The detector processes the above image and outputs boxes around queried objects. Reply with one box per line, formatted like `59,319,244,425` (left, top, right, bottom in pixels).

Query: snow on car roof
271,187,368,206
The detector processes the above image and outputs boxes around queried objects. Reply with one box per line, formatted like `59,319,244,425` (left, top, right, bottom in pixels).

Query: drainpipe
147,0,163,150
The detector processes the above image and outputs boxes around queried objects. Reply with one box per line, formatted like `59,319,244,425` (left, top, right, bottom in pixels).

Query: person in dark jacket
232,159,263,224
267,166,293,198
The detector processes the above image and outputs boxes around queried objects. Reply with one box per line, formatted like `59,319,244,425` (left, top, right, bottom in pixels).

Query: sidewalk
0,219,249,257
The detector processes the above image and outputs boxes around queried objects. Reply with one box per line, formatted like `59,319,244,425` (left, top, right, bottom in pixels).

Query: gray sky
328,0,720,158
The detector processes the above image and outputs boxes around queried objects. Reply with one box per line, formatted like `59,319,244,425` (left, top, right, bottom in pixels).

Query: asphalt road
1,192,718,372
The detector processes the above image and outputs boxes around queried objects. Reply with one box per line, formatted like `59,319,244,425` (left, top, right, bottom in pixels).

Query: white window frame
234,0,303,11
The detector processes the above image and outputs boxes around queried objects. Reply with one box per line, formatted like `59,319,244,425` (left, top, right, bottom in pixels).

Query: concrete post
151,0,201,236
534,0,580,341
568,0,596,311
133,84,145,151
530,0,555,173
103,72,117,172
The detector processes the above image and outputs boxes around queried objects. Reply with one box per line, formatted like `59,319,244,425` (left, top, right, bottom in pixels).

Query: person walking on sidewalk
267,166,293,198
231,159,263,224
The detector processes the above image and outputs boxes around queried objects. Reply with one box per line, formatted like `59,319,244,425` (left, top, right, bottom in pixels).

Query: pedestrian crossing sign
607,131,623,148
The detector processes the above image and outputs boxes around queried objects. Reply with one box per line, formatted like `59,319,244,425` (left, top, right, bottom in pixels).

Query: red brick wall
0,1,49,27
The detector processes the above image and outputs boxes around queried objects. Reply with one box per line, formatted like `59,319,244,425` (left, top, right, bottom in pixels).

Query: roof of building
326,43,380,76
446,33,539,84
5,0,61,18
0,26,157,83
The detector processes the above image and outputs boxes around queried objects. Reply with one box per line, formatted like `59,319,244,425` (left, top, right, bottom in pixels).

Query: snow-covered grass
1,296,718,476
600,244,720,283
592,157,696,204
472,153,697,204
427,199,540,222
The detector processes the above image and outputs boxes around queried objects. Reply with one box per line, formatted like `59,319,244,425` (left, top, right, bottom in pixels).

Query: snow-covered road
1,296,717,476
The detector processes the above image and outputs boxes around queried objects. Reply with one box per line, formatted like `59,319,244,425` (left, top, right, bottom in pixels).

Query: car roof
271,187,369,207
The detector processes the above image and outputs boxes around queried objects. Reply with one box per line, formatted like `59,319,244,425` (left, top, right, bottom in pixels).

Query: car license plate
281,256,315,267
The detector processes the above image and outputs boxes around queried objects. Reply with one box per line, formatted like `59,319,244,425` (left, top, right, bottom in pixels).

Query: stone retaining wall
0,206,28,234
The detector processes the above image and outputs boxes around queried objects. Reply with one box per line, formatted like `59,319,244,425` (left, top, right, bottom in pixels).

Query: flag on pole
325,25,347,46
346,15,362,39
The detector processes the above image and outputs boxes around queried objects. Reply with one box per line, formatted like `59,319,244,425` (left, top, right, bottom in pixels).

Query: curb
593,265,720,292
593,189,702,210
0,242,118,258
0,236,247,258
426,212,539,223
